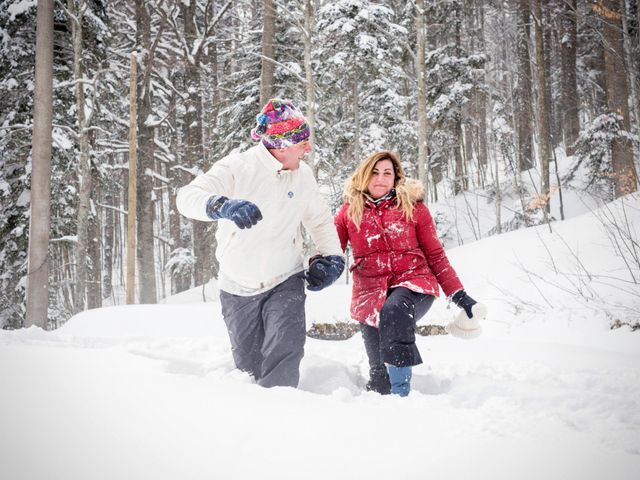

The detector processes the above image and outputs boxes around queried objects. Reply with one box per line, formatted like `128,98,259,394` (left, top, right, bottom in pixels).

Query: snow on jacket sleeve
175,157,235,222
414,202,463,296
301,168,343,257
334,203,350,252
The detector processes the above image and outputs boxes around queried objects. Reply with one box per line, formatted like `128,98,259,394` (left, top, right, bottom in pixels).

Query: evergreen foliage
0,1,36,328
570,114,639,200
2,0,638,328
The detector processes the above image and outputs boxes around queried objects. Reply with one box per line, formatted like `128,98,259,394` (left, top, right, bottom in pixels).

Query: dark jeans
220,273,306,388
361,287,434,369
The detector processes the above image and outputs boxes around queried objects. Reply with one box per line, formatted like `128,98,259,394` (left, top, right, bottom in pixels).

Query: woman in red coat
335,151,482,396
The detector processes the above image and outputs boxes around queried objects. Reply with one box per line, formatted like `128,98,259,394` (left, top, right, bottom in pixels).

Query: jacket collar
254,142,292,175
364,189,396,208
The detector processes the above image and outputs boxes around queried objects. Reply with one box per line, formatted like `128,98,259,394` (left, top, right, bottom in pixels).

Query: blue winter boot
386,365,412,397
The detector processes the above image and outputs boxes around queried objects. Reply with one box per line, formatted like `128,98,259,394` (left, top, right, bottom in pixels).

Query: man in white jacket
176,99,344,388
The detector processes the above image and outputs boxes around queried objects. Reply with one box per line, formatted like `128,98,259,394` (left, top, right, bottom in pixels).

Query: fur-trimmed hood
395,178,425,204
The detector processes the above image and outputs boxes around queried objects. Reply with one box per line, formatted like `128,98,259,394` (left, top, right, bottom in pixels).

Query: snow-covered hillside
1,195,639,480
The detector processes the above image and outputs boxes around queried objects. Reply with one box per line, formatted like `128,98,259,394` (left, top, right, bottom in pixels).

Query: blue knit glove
451,289,478,318
206,195,263,229
305,255,345,291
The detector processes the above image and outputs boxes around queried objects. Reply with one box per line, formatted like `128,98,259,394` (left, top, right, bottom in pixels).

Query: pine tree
315,0,412,188
423,0,487,197
0,1,37,328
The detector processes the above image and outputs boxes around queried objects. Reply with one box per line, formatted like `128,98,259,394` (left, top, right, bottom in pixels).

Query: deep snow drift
1,195,639,480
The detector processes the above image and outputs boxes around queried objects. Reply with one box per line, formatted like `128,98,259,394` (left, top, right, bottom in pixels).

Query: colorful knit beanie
251,98,310,149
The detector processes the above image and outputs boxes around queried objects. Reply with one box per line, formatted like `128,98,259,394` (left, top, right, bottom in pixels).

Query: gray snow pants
219,272,307,388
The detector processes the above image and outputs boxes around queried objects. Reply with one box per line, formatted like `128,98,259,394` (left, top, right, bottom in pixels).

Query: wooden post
127,53,137,304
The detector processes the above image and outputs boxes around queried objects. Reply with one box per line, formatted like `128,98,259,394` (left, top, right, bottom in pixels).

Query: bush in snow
165,248,195,288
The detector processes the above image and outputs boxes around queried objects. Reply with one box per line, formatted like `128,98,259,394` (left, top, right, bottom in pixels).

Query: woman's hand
451,289,478,318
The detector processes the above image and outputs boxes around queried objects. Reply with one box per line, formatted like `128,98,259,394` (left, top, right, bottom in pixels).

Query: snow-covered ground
1,194,639,480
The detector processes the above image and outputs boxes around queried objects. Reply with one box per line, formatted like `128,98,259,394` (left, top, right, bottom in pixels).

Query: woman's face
366,159,395,199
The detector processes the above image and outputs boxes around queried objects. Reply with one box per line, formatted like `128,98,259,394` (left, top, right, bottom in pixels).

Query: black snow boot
366,366,391,395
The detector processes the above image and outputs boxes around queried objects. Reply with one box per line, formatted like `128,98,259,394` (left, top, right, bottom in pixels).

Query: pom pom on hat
251,98,310,149
445,303,487,340
251,113,269,140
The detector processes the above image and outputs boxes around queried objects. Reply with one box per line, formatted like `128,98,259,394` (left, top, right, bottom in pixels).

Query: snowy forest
1,0,639,330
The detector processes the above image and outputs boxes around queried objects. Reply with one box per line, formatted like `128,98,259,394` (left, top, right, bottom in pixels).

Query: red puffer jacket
334,185,463,327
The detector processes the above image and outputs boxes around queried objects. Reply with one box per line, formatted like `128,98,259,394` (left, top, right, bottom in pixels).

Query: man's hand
206,196,263,229
305,255,345,291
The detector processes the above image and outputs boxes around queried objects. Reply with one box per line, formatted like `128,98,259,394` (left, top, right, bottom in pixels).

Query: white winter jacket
176,143,342,295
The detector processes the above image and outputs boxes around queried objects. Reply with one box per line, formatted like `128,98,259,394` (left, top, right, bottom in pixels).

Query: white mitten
445,303,487,339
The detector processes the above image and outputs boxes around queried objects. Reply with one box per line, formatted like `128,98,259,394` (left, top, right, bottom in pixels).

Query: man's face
271,140,312,170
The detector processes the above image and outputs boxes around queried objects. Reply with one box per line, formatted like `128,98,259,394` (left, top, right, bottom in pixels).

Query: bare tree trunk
259,0,276,106
86,125,101,308
70,0,91,313
477,0,488,170
461,0,475,178
463,124,474,186
600,0,639,196
515,0,535,172
87,200,102,309
205,33,220,282
136,0,158,303
168,72,191,294
127,54,137,304
353,79,361,162
416,0,429,189
453,120,465,194
533,0,553,219
636,0,640,127
181,0,215,288
453,9,465,194
155,169,166,300
621,0,640,132
424,9,441,200
560,0,580,155
544,0,561,149
103,188,115,301
494,142,502,235
25,0,54,329
304,0,318,174
583,3,609,116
